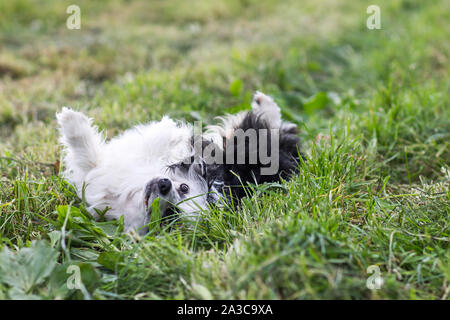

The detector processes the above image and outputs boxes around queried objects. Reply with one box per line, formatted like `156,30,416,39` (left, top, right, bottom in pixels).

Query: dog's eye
179,183,189,194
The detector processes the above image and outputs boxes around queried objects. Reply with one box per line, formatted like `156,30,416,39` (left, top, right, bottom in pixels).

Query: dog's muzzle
144,178,180,222
144,178,170,205
157,178,171,195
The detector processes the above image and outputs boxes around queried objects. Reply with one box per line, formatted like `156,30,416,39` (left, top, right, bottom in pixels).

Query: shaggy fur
57,92,302,234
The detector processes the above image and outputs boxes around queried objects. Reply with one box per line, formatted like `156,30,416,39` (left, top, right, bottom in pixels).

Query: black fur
220,111,303,201
169,110,304,208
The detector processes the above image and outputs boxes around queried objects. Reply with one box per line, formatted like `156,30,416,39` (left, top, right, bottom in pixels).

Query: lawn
0,0,448,299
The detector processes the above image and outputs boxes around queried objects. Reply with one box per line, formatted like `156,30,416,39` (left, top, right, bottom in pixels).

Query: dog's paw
251,91,281,128
251,91,279,111
56,107,91,138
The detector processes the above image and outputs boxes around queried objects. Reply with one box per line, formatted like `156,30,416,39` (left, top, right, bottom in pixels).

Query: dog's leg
205,92,283,146
251,91,282,128
56,107,104,179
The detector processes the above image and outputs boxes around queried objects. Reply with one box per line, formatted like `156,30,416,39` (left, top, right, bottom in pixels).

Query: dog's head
143,159,224,225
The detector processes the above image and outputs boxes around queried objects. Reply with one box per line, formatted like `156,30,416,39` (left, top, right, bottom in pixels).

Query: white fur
57,109,195,233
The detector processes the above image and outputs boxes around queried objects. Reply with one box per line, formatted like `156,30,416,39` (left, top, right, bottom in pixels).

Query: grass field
0,0,449,300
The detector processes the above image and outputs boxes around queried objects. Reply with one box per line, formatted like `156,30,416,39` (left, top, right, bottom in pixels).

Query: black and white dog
57,92,302,234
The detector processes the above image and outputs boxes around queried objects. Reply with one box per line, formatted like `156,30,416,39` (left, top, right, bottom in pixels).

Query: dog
57,92,302,234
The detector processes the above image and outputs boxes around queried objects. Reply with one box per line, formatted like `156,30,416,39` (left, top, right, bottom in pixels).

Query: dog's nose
157,178,171,195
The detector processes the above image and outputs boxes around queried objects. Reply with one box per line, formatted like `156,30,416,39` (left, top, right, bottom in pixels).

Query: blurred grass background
0,0,448,299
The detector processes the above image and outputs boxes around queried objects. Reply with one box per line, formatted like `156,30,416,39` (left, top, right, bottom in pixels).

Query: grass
0,0,449,299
